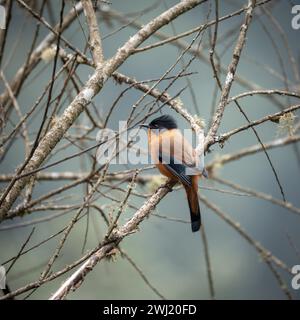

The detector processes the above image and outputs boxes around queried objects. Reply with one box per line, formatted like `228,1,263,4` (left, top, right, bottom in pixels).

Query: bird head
139,115,177,130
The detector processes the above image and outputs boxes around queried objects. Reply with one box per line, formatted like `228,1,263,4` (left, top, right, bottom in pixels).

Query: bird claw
165,184,174,192
159,182,173,192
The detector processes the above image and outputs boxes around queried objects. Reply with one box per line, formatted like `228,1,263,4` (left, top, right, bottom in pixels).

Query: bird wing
156,129,192,186
172,130,207,176
158,151,192,187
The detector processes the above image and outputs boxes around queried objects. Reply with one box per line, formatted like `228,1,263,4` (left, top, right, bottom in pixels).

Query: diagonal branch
0,0,207,220
205,0,256,149
219,104,300,142
0,1,85,109
49,180,176,300
206,134,300,170
82,0,104,66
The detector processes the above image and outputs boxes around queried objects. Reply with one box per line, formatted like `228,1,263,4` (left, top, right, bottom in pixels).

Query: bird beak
139,123,149,128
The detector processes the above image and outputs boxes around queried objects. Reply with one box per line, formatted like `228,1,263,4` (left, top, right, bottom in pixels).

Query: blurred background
0,0,300,299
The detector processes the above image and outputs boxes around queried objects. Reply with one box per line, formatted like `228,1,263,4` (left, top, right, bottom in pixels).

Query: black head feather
148,115,177,130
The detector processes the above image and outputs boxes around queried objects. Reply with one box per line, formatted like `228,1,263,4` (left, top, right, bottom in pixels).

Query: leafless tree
0,0,299,300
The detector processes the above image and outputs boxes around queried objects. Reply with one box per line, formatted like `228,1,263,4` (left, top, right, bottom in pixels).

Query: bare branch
205,0,256,148
82,0,104,66
0,0,207,220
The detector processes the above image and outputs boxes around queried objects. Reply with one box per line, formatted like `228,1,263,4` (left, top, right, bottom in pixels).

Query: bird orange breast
144,114,202,232
148,129,181,181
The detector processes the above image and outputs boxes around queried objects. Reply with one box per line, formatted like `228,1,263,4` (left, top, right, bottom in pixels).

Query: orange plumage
141,115,204,232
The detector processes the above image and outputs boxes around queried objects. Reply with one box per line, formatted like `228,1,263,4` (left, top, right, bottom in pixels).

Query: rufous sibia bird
140,115,207,232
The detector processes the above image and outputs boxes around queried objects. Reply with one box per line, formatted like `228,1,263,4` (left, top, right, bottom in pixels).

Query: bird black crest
149,115,177,130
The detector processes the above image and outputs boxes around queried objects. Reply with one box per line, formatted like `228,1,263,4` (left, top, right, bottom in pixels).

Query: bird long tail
184,185,201,232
